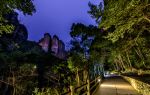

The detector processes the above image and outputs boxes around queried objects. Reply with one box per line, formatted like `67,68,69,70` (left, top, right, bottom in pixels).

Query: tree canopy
0,0,35,35
88,0,150,71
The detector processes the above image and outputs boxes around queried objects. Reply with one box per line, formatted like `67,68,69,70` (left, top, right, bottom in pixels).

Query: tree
88,2,103,23
88,0,150,71
69,23,106,88
100,0,150,42
70,23,100,60
0,0,35,35
69,23,95,87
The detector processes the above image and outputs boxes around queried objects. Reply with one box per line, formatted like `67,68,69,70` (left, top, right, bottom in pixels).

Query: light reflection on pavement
94,74,141,95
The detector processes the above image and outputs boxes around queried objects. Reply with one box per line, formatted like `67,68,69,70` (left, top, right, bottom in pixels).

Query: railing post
87,78,90,95
70,85,74,95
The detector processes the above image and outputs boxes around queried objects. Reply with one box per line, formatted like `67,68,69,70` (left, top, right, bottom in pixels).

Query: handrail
75,83,87,92
61,83,88,95
90,76,100,84
90,81,99,90
90,76,100,91
61,91,71,95
61,76,101,95
82,90,89,95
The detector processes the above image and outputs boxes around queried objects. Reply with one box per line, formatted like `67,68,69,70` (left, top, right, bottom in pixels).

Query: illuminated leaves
0,0,35,35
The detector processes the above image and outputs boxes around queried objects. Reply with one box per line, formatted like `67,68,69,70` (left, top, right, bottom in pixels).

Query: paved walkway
94,75,141,95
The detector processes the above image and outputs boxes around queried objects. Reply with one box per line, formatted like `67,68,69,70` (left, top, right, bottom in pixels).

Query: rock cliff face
39,33,51,52
0,12,28,51
57,40,66,59
39,34,66,59
51,35,59,55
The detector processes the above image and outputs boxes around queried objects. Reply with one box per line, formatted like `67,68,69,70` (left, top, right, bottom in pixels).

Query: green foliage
70,23,99,37
0,52,8,63
0,25,14,35
0,42,43,95
67,54,87,72
87,0,150,71
33,88,59,95
0,0,35,34
100,0,150,42
67,57,75,72
19,63,36,75
69,23,97,71
0,49,71,95
88,2,103,23
0,0,35,15
124,76,150,95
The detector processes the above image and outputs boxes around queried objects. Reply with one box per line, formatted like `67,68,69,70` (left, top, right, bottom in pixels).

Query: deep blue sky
18,0,102,47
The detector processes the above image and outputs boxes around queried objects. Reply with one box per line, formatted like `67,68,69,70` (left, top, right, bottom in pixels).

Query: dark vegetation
0,0,150,95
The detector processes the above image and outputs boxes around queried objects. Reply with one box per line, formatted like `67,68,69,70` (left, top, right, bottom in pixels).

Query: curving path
94,75,141,95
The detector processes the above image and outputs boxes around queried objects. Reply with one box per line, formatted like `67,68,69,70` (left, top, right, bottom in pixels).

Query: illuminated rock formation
51,35,66,59
58,40,66,59
51,35,59,55
39,33,51,52
39,34,66,59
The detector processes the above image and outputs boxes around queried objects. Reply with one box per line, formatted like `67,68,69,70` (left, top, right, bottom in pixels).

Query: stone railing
122,76,150,95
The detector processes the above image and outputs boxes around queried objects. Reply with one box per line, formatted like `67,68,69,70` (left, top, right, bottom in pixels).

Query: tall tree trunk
117,57,124,71
83,69,89,92
12,72,15,95
114,59,120,71
87,74,90,95
3,84,9,95
125,51,133,71
70,85,74,95
116,60,123,73
112,62,117,70
119,55,126,70
76,68,80,87
134,47,146,67
122,52,130,69
83,69,88,84
3,76,9,95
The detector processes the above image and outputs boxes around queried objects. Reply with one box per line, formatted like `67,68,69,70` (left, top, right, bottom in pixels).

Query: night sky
18,0,102,48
